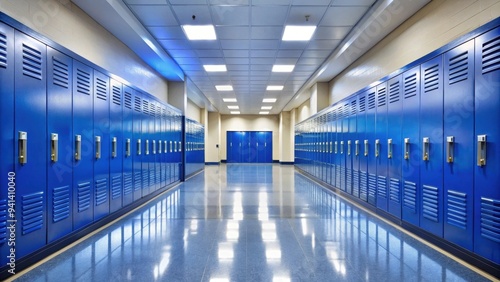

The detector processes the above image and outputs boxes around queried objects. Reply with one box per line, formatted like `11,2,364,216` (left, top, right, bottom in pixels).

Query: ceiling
72,0,430,115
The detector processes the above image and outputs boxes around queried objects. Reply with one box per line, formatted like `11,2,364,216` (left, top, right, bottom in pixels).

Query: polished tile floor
13,164,492,282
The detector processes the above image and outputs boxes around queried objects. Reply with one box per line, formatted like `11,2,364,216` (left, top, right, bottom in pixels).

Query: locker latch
164,141,167,153
404,138,410,160
178,141,182,152
387,139,393,159
146,140,150,155
355,140,359,156
423,137,430,161
477,135,486,167
126,138,131,157
137,139,142,155
112,137,117,158
329,141,333,153
153,140,157,154
375,139,380,158
95,136,101,159
18,131,27,165
174,141,177,152
347,140,351,156
158,140,162,154
51,133,58,162
334,141,338,154
170,141,173,153
75,135,81,161
364,140,368,157
340,141,344,154
446,136,454,163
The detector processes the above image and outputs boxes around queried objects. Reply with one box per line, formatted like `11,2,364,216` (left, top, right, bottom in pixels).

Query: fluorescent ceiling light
261,106,272,110
230,111,240,114
272,65,294,72
283,25,317,41
223,98,237,102
259,111,269,115
204,65,227,72
182,25,216,40
263,98,277,103
216,85,233,91
266,85,284,91
227,105,239,109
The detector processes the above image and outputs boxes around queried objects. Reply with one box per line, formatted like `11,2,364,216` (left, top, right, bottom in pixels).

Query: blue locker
14,31,47,257
122,86,134,206
174,113,182,180
474,28,500,264
443,40,475,251
265,131,272,163
387,75,403,218
93,70,110,221
148,100,156,191
160,106,167,188
256,132,266,163
335,105,342,189
109,79,123,213
321,116,328,182
47,47,73,242
365,88,377,206
329,110,336,187
132,91,143,200
0,23,14,267
376,82,389,211
358,92,368,202
347,98,357,196
141,97,151,196
165,109,172,184
420,55,444,237
402,66,421,226
154,102,162,190
72,60,94,230
227,131,239,163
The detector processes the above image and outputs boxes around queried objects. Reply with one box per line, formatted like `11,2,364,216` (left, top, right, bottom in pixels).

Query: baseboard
279,161,294,165
205,162,220,165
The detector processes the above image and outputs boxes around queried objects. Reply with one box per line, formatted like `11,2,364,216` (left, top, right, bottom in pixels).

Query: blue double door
227,131,272,163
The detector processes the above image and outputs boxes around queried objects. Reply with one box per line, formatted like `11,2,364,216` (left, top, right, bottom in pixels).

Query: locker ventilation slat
112,85,121,106
352,170,359,196
343,104,349,117
377,87,386,107
111,175,122,200
77,181,91,212
22,43,43,80
22,192,44,235
368,174,377,203
149,169,155,187
404,73,417,99
389,178,400,203
422,185,439,222
377,175,387,198
481,35,500,74
448,51,469,85
143,169,149,189
52,57,69,89
95,178,108,206
403,181,417,212
143,100,149,114
368,91,376,109
446,190,467,229
359,171,368,200
151,104,157,117
423,64,440,93
95,77,107,101
124,90,132,109
480,197,500,243
389,81,400,103
52,185,70,223
0,32,7,68
134,171,142,191
351,100,356,115
346,168,352,191
134,96,141,112
76,68,91,95
123,173,133,195
335,165,341,188
359,96,366,112
0,199,7,244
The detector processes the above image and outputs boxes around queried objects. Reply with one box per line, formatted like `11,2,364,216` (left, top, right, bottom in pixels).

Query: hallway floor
13,164,492,281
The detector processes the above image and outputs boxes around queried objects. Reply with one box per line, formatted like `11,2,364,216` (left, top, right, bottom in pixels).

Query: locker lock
51,133,58,162
477,135,487,167
404,138,410,160
446,136,454,163
18,131,28,165
422,137,430,161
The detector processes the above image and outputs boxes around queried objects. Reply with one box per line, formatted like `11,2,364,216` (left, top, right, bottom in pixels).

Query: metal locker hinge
446,136,454,163
95,136,101,159
19,131,27,165
477,135,486,167
404,138,410,160
423,137,430,161
75,135,81,161
51,133,58,162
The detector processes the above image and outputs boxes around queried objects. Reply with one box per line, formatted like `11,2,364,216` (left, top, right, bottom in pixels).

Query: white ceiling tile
171,5,212,25
274,58,299,64
211,6,250,25
277,50,302,57
252,0,291,5
279,41,309,50
217,26,250,40
251,6,288,26
251,40,279,49
175,57,202,64
250,65,272,71
210,0,249,4
251,58,273,64
195,49,223,57
226,57,250,64
159,39,192,50
302,49,331,58
250,50,277,57
199,57,225,64
227,65,249,71
251,27,283,39
286,6,327,25
307,39,340,50
220,40,249,49
125,0,166,4
169,0,207,4
331,0,376,6
322,6,368,26
147,26,185,39
179,64,204,71
129,5,178,26
292,0,330,5
313,26,351,40
223,49,250,57
190,41,221,49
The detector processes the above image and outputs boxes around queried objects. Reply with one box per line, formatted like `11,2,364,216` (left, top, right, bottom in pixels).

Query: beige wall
296,99,311,124
186,99,201,123
0,0,170,101
206,112,221,163
279,111,294,163
329,0,500,103
220,115,280,161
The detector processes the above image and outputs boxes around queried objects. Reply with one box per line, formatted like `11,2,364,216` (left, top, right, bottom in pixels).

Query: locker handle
95,136,101,159
347,140,351,156
265,142,267,147
404,138,410,160
170,141,173,153
112,137,117,158
364,140,368,157
19,131,27,165
51,133,58,162
387,139,393,159
477,135,486,167
146,140,150,155
153,140,156,154
164,141,167,153
446,136,454,163
355,140,359,156
340,141,344,154
75,135,81,161
158,140,162,154
174,141,177,152
126,138,131,157
423,137,430,161
329,141,333,153
375,139,380,158
137,139,142,155
179,141,182,152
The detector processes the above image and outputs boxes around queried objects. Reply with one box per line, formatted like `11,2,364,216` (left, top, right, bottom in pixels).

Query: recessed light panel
223,98,237,102
259,111,269,115
216,85,233,91
282,26,317,41
263,98,277,103
272,65,294,72
266,85,284,91
230,111,240,114
261,106,272,110
228,105,239,109
182,25,217,40
204,65,227,72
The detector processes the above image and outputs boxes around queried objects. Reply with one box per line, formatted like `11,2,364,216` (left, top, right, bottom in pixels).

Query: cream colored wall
220,115,280,161
186,99,201,123
279,111,294,162
206,112,221,163
0,0,169,101
329,0,500,103
296,99,311,124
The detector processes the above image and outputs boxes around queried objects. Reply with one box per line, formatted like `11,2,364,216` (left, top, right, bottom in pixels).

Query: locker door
109,79,123,213
166,109,172,184
420,55,444,237
93,70,110,221
358,92,368,202
376,82,389,211
474,28,500,264
340,104,348,191
148,101,156,191
132,92,142,200
174,113,182,180
366,88,377,206
122,86,134,206
348,98,357,196
335,105,342,189
141,98,151,196
154,102,161,190
160,106,167,188
329,111,336,186
227,131,236,163
240,131,250,163
14,31,47,257
387,75,403,218
256,132,264,163
47,47,73,243
72,60,94,230
402,66,421,226
265,131,272,163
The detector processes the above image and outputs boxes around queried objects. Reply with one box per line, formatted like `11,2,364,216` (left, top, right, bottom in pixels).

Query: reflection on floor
13,164,491,282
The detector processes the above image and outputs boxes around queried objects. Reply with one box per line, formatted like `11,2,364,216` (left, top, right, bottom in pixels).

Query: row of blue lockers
185,118,206,177
226,131,273,163
294,21,500,268
0,19,204,270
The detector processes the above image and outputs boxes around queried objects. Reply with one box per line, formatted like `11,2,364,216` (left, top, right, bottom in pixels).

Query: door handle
95,136,101,159
340,141,344,154
387,139,393,159
112,137,117,158
477,135,486,167
423,137,430,161
75,135,81,161
158,140,162,154
179,141,182,152
126,138,131,157
404,138,410,160
145,140,150,155
355,140,359,156
364,140,368,157
19,131,27,165
153,140,156,154
375,139,380,158
51,133,58,162
446,136,454,163
137,139,142,155
164,140,167,153
347,140,351,156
